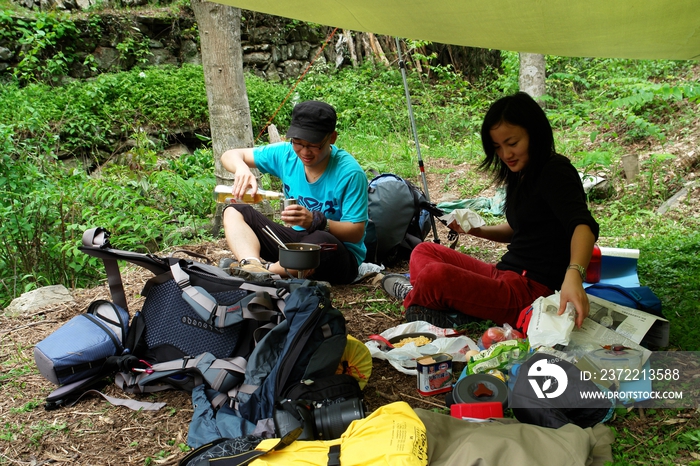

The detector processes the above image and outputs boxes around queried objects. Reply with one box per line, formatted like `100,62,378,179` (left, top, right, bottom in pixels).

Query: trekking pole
394,37,440,244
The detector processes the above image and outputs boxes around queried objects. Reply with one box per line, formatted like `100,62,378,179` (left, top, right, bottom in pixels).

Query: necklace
306,168,323,182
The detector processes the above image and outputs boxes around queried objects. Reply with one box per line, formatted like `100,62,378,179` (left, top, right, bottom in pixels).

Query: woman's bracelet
567,263,586,281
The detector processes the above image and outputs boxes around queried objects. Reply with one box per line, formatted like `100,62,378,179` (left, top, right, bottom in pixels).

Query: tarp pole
394,37,440,244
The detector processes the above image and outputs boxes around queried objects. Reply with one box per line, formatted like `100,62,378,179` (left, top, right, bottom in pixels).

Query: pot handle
368,334,394,349
318,243,338,251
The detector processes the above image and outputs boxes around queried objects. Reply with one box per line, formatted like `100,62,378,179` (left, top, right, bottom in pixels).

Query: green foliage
1,65,209,157
0,422,22,442
571,150,613,174
10,401,41,414
0,11,102,84
12,12,83,83
608,409,700,465
0,143,216,307
29,420,67,447
683,429,700,451
115,35,153,66
245,73,294,141
544,57,697,144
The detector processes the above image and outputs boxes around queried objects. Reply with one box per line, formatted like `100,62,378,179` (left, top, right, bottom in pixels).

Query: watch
567,263,586,281
324,220,331,232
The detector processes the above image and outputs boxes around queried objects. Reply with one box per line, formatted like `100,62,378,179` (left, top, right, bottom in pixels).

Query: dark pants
226,204,359,285
405,242,553,327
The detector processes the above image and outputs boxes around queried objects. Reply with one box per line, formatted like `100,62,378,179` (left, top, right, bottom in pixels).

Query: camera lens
314,398,365,440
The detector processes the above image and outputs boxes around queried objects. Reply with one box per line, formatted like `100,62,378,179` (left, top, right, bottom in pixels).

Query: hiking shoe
231,258,272,282
381,273,413,300
405,305,483,328
219,257,238,271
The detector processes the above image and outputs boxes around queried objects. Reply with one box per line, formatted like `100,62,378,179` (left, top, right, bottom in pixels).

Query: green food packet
468,339,530,374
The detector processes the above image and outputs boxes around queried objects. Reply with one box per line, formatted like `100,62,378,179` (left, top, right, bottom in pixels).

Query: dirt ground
2,144,700,464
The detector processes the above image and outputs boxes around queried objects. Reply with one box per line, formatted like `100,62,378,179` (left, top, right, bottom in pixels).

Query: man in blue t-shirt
220,100,368,284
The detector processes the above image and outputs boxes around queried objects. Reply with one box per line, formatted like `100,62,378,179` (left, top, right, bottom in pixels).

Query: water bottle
214,185,285,204
586,244,602,283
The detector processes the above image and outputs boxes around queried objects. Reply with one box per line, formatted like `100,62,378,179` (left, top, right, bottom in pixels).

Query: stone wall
1,2,500,82
0,5,337,81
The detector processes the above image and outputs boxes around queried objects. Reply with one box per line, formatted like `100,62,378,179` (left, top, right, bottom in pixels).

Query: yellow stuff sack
250,402,428,465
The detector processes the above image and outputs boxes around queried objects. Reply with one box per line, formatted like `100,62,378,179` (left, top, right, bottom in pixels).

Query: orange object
480,326,524,349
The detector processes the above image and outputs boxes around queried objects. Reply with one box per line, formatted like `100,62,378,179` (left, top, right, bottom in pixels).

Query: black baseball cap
286,101,337,143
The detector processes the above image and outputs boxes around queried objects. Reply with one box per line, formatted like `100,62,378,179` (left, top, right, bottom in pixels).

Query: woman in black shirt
383,92,599,328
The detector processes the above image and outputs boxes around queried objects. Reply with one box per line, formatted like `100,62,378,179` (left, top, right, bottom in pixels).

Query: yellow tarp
212,0,700,60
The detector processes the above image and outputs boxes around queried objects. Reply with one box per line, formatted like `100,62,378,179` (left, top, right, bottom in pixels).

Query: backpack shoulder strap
116,353,249,395
167,260,287,328
80,227,171,311
81,227,128,311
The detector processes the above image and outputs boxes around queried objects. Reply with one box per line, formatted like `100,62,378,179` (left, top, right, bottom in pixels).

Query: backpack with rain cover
364,172,444,266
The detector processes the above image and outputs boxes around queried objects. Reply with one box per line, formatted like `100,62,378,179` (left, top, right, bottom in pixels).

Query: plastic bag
527,294,575,348
365,321,479,375
478,323,525,349
439,208,485,234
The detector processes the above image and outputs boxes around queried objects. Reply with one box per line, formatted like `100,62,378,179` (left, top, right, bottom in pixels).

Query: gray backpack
364,173,442,265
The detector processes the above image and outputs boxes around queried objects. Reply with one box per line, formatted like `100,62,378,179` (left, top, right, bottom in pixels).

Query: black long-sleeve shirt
496,154,600,291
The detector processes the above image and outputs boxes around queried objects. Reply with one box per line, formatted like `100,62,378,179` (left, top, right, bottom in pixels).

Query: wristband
309,210,327,232
567,263,586,281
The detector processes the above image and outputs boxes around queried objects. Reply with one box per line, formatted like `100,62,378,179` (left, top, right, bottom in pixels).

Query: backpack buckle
181,355,194,369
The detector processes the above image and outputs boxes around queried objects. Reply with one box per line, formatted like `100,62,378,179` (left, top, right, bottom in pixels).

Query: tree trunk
344,29,358,68
519,53,546,107
191,0,259,233
354,34,363,66
267,124,282,143
368,33,390,66
360,33,375,64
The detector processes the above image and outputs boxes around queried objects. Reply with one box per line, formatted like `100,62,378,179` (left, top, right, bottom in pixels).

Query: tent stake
394,37,440,244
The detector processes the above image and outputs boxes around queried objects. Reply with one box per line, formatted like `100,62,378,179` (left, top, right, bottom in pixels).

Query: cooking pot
278,242,337,271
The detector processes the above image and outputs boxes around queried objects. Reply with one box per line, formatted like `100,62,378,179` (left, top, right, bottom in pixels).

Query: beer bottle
214,185,285,204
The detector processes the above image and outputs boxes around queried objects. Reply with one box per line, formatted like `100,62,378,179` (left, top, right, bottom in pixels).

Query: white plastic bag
365,321,479,375
439,209,485,234
526,294,575,348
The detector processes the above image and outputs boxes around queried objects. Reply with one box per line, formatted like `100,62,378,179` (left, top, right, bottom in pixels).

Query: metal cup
282,198,297,227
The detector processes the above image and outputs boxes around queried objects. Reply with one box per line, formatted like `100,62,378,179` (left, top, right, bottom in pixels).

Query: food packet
467,339,530,375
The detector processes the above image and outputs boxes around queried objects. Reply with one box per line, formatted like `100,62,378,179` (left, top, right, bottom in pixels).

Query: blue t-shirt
253,142,368,266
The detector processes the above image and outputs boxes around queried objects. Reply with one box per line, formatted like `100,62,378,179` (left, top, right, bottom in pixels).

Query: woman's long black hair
478,92,556,197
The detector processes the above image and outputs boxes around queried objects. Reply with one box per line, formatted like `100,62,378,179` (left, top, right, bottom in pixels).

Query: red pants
405,242,553,327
